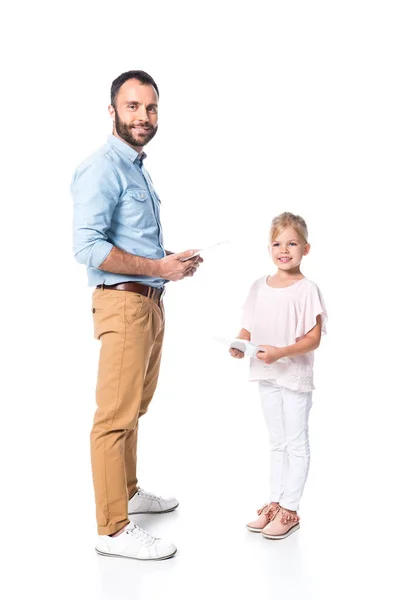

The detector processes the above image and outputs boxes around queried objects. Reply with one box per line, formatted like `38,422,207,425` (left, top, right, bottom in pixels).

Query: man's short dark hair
111,70,159,107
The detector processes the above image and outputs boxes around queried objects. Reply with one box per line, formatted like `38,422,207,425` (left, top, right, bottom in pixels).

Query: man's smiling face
109,78,159,151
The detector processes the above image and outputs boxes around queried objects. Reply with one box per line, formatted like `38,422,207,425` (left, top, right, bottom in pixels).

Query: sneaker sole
128,503,179,515
95,548,178,560
246,525,263,533
261,523,300,540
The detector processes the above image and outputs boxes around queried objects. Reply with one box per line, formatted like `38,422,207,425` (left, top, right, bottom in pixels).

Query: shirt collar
107,134,147,164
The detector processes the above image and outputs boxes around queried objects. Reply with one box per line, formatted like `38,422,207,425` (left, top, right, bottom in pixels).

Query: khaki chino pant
91,288,164,535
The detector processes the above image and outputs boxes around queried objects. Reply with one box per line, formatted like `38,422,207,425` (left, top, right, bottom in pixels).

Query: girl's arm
257,316,322,364
235,328,251,341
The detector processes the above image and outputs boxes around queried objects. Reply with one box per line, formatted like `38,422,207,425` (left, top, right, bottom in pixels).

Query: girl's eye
273,243,279,247
289,242,297,246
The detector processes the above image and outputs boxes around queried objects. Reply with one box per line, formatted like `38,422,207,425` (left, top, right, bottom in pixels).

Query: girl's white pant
259,381,313,511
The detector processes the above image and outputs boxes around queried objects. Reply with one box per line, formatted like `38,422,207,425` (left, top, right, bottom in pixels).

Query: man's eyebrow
124,101,158,107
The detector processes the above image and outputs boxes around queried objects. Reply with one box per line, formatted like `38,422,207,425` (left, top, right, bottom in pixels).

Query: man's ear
108,104,115,122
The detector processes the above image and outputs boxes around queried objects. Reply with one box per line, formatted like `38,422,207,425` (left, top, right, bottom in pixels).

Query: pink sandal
246,503,280,533
261,507,300,540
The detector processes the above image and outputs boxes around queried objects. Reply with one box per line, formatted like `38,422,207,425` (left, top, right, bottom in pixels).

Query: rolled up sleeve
71,158,120,268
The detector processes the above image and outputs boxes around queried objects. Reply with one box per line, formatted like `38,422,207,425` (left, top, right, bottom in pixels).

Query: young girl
230,212,327,540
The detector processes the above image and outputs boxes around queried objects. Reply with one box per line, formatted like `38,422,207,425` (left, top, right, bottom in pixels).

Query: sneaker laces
137,488,163,501
257,503,279,520
125,524,157,546
278,508,300,525
257,503,269,515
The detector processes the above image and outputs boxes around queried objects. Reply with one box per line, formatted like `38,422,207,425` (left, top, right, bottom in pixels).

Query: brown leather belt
96,282,165,303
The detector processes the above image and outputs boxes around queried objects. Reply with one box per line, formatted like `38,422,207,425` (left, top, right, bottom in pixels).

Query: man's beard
114,110,158,148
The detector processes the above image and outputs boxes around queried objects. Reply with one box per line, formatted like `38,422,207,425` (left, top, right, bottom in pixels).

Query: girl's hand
229,348,245,359
256,345,282,364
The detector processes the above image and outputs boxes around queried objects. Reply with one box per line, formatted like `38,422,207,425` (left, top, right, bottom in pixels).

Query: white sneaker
128,488,179,514
95,523,177,560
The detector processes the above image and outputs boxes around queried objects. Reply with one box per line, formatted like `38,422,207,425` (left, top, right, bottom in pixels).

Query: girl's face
269,226,310,271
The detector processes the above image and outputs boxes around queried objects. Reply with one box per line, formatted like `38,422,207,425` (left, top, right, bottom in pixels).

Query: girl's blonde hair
270,212,308,244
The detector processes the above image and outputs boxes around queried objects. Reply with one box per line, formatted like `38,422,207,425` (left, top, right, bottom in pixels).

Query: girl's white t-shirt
241,276,327,392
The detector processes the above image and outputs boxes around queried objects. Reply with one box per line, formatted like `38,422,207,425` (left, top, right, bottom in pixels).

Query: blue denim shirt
71,134,166,287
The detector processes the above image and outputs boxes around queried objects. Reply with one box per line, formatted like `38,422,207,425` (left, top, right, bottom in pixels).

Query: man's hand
256,345,282,364
183,255,203,278
229,348,245,359
157,250,203,281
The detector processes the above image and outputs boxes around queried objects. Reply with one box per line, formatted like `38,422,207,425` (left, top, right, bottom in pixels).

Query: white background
2,1,400,599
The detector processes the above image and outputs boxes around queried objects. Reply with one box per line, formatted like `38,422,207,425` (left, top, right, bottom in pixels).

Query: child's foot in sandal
246,502,280,532
261,506,300,540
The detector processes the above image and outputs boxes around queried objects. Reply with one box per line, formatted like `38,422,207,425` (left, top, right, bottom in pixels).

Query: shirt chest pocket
118,187,155,229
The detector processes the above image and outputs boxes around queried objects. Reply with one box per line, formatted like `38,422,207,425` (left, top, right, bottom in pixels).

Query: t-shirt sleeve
295,283,327,341
241,281,258,332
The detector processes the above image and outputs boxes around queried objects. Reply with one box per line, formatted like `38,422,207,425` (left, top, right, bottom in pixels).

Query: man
72,70,201,560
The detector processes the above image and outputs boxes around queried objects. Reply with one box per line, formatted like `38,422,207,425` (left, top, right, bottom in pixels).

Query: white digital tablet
180,241,229,261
